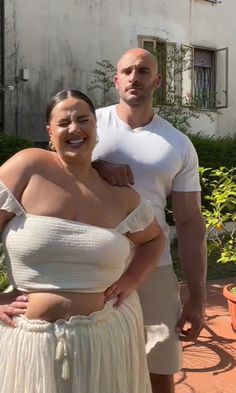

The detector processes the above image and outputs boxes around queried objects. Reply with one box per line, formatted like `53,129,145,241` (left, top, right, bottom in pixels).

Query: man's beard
120,87,154,107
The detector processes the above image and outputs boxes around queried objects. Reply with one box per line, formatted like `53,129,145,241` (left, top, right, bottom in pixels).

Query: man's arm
172,191,207,340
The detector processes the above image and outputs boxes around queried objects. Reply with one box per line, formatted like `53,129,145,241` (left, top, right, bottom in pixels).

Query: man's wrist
188,291,206,307
92,159,113,167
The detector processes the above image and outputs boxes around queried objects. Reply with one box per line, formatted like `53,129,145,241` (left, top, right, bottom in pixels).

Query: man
93,48,207,393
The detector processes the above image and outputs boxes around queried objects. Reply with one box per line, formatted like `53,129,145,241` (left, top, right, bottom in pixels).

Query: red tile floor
174,278,236,393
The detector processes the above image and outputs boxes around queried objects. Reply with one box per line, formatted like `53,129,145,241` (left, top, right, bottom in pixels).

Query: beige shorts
138,265,182,375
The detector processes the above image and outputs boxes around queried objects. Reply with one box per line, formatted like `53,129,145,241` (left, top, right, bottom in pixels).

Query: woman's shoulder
10,147,51,160
0,148,53,196
1,147,51,167
115,187,155,234
0,148,53,171
114,185,141,213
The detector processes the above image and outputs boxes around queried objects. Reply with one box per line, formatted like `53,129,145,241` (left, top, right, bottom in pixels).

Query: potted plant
200,167,236,330
223,284,236,330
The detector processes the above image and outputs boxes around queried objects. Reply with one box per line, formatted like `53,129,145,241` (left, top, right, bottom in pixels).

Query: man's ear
154,74,162,89
114,74,119,90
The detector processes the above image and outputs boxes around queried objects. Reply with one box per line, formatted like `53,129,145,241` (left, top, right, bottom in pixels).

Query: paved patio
174,278,236,393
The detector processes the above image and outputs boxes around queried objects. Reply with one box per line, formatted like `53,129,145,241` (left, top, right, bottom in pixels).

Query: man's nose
129,69,138,82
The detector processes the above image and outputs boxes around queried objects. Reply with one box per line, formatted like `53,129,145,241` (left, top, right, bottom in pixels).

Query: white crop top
0,181,154,293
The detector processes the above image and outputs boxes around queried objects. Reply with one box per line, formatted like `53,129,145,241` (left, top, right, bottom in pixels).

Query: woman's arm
0,149,36,325
105,219,165,307
0,210,29,327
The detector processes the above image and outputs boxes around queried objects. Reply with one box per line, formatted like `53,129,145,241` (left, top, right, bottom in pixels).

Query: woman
0,90,164,393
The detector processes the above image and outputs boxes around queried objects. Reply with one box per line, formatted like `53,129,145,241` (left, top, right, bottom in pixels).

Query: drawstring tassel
55,340,64,360
62,357,70,380
54,324,70,381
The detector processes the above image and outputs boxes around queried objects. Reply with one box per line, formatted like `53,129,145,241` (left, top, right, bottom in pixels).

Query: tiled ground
174,278,236,393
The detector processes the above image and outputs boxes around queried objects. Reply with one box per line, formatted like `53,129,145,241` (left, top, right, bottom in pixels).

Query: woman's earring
48,139,56,151
96,134,99,144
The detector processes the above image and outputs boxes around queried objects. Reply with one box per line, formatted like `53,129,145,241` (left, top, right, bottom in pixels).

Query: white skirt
0,293,151,393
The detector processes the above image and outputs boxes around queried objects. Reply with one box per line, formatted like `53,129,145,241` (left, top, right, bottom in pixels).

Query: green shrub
187,133,236,214
189,133,236,169
200,166,236,264
0,245,8,292
0,133,33,165
88,60,116,107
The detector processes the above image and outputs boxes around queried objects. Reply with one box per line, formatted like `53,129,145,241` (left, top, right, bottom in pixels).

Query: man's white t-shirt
93,105,201,267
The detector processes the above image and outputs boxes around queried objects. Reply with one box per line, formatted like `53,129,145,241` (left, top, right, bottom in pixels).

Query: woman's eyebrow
76,114,90,120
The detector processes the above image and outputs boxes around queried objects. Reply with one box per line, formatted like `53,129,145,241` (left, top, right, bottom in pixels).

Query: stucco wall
3,0,235,141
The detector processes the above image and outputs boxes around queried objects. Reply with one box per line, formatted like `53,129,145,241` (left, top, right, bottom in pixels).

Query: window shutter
194,50,213,68
181,45,194,106
215,47,228,109
165,42,177,104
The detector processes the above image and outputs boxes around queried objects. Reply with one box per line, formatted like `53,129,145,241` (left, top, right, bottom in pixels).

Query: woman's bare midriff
24,291,106,322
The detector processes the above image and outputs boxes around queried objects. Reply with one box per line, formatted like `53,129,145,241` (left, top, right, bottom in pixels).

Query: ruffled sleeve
0,181,25,216
116,198,154,234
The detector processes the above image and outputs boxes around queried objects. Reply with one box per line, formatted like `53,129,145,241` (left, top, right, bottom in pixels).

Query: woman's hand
105,221,165,309
104,272,137,307
0,293,28,327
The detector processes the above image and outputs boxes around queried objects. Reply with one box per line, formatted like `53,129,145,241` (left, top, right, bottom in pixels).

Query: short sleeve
116,198,154,234
0,181,25,216
172,138,201,192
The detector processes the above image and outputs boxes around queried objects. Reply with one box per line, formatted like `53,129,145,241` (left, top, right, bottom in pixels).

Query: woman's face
47,97,97,163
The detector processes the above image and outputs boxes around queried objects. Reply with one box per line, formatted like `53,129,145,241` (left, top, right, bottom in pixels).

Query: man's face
114,51,161,107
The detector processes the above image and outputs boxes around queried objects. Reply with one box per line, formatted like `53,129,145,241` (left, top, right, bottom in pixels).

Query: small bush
0,245,8,292
0,133,33,165
200,166,236,264
189,133,236,169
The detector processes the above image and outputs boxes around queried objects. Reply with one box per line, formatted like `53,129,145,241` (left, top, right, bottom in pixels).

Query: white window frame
204,0,221,4
182,45,228,109
138,36,228,110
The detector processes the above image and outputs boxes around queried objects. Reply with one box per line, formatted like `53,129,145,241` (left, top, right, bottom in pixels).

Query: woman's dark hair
46,89,96,124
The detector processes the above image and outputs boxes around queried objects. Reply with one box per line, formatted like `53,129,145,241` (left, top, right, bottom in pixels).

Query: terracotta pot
223,284,236,331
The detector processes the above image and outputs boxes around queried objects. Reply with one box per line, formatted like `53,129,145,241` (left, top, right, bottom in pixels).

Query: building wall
3,0,235,141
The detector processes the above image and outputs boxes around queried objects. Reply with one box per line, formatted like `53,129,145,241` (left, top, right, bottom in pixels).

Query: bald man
93,48,207,393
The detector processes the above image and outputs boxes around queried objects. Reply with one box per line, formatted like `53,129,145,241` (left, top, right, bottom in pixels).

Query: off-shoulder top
0,181,154,293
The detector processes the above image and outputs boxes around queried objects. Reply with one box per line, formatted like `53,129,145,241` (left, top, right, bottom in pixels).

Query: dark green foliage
189,133,236,215
0,245,8,292
200,167,236,264
188,133,236,169
0,133,33,165
172,244,236,281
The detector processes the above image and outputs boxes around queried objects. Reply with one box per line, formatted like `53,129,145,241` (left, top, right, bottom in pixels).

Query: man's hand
176,298,205,341
0,293,28,327
93,160,134,186
104,273,137,308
